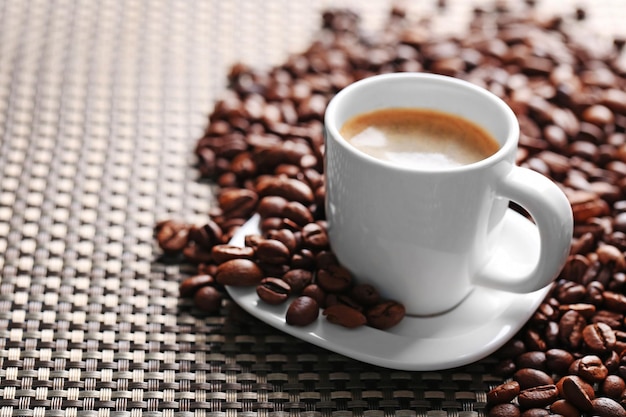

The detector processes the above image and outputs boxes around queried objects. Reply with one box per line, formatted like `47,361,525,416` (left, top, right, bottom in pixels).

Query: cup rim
324,72,520,173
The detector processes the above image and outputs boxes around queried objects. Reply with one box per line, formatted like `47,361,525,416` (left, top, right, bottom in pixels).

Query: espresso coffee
340,107,500,169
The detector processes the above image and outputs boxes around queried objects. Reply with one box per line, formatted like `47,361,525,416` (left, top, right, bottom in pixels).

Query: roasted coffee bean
514,368,554,390
559,303,596,320
350,284,381,307
286,296,319,326
182,245,213,264
211,244,255,264
301,284,327,307
188,220,223,250
301,222,329,249
366,301,405,330
179,274,215,298
517,351,547,371
559,310,587,349
265,228,298,255
218,188,258,218
215,259,264,286
256,239,291,264
582,322,616,353
282,201,314,227
492,359,517,377
257,196,288,218
559,375,595,412
601,375,626,399
316,265,353,293
256,277,291,305
258,262,290,278
323,304,367,328
591,397,626,417
497,339,526,359
577,355,609,383
316,250,339,269
488,403,521,417
244,234,263,250
520,408,551,417
290,249,316,270
256,177,314,205
604,291,626,313
282,269,313,293
546,349,576,375
518,384,559,409
523,329,547,352
156,220,189,254
193,286,223,313
549,399,580,417
487,381,520,405
556,281,587,304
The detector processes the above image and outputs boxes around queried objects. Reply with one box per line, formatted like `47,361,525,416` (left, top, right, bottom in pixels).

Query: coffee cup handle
474,166,573,293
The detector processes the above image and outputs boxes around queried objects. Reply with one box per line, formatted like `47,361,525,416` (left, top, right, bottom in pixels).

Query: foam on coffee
340,108,500,169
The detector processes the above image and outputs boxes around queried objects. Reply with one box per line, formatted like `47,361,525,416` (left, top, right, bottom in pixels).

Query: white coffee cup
324,72,573,316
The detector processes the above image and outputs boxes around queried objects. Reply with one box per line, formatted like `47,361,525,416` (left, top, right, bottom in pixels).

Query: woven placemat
0,1,624,416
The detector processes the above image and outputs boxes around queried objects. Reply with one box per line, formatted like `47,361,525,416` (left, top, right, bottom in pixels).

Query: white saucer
226,209,552,371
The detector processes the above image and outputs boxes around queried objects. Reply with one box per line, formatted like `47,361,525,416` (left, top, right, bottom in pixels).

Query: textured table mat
0,1,625,416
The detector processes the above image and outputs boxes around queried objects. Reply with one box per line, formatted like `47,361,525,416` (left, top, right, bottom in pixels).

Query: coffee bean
323,304,367,328
366,301,405,330
497,339,526,359
193,286,223,313
257,196,289,218
546,349,575,375
281,269,313,293
518,384,559,409
549,399,580,417
256,277,291,305
556,281,587,304
189,220,224,249
256,239,291,264
218,188,258,219
492,359,517,377
301,284,327,307
182,245,213,264
601,375,626,399
487,381,520,405
350,284,381,307
488,403,520,417
290,249,316,271
578,355,610,383
301,222,329,250
316,265,353,293
514,368,554,390
286,296,319,326
215,259,264,286
179,274,215,298
582,322,616,353
559,310,587,349
282,201,314,227
315,251,339,269
265,229,298,255
156,220,189,254
559,375,595,412
256,177,314,205
211,244,255,264
516,351,547,371
244,234,264,250
604,291,626,313
592,397,626,417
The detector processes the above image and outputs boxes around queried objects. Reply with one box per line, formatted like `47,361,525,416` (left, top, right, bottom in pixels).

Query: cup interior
324,73,519,170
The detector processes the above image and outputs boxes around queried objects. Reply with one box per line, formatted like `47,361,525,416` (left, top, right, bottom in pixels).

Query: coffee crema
340,107,500,169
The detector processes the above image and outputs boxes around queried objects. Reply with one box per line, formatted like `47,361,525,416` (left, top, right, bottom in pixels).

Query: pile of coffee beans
155,1,626,414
